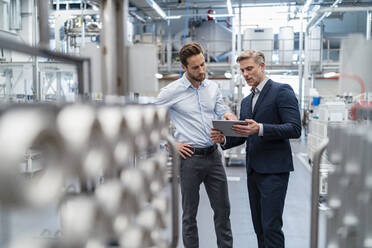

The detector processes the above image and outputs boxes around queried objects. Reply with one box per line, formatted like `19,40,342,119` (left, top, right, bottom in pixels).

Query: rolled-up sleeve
214,88,228,118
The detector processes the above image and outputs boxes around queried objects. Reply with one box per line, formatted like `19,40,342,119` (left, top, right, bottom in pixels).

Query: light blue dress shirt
154,73,228,148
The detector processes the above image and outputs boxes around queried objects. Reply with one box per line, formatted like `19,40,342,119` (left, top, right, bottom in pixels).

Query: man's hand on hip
210,128,225,144
176,142,194,159
232,119,260,136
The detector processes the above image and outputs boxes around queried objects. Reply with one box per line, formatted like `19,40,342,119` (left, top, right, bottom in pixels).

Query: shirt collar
181,73,207,89
251,77,269,95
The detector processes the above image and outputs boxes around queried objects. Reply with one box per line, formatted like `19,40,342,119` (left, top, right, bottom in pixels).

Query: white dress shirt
252,77,269,136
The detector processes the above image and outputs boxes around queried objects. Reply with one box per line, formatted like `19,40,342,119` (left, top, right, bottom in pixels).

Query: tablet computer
212,120,247,137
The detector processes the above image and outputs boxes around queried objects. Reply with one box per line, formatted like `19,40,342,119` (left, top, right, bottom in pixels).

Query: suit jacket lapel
252,79,272,117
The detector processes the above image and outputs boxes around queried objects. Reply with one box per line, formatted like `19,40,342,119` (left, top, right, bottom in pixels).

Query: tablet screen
212,120,247,137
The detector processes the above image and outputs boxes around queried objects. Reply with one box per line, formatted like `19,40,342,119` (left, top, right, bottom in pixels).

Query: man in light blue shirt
155,42,235,248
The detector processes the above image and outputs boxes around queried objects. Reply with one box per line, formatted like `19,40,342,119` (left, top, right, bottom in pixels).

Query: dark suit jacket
223,79,301,174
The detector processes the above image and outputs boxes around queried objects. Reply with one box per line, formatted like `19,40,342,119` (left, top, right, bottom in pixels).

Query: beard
188,72,206,83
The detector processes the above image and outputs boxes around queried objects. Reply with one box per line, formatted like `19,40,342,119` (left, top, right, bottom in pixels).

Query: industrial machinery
309,34,372,248
311,106,372,248
0,1,178,247
0,104,180,248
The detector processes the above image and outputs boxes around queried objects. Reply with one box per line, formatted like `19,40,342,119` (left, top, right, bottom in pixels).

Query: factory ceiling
129,0,372,21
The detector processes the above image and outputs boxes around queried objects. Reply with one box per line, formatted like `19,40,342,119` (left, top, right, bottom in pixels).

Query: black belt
193,144,217,156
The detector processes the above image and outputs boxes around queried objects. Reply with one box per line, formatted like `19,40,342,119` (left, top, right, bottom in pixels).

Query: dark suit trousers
248,170,289,248
180,150,233,248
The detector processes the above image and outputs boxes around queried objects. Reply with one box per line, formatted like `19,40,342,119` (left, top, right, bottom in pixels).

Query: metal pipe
5,69,11,101
101,0,116,96
310,138,329,248
237,1,242,116
319,25,323,72
81,0,86,49
101,0,129,96
9,0,21,30
303,4,372,108
230,9,236,113
302,0,312,14
56,71,62,101
33,0,40,101
122,0,130,96
303,29,310,108
37,0,50,48
367,11,371,40
165,134,180,248
298,12,304,109
327,39,330,62
237,2,242,55
166,9,172,72
307,6,372,34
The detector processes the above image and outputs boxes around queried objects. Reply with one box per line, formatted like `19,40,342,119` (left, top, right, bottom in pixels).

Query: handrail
307,6,372,34
310,138,329,248
0,36,91,97
165,134,180,248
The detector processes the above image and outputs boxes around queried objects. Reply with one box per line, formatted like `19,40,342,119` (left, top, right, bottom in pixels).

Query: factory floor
176,137,328,248
1,137,328,248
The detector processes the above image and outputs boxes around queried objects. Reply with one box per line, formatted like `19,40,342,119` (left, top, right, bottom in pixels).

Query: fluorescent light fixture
166,15,182,20
209,14,233,18
324,72,337,78
302,0,312,13
155,73,163,79
145,0,166,19
227,0,233,16
224,71,232,79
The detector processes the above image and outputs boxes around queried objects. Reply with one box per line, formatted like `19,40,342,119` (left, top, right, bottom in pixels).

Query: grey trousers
180,149,233,248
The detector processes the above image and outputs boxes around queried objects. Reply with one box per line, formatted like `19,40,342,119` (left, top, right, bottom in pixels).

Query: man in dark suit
210,49,301,248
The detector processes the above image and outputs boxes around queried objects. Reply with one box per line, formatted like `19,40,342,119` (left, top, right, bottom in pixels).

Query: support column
298,12,304,109
304,29,311,108
101,0,129,97
237,2,243,116
367,10,371,40
32,0,40,101
167,10,172,72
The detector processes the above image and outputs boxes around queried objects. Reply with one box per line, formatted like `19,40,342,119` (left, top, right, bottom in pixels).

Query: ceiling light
92,5,99,11
145,0,166,19
324,72,337,78
166,15,182,20
224,71,232,79
209,14,233,18
155,73,163,79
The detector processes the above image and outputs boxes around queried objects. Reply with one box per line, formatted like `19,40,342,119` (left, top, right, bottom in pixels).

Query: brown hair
236,49,265,64
179,42,204,66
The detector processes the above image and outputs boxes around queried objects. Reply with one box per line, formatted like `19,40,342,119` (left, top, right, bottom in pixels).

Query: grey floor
1,137,328,248
176,138,315,248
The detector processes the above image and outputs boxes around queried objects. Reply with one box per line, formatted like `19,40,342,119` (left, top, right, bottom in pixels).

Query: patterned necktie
251,88,260,112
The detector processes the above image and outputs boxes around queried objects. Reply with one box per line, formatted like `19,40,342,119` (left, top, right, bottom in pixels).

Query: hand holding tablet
212,120,248,137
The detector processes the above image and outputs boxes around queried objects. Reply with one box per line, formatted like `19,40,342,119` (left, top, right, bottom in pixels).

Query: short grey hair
236,49,265,64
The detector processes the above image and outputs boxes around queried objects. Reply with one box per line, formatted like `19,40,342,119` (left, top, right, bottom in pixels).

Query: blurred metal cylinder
0,103,178,248
0,106,65,207
122,105,148,152
57,104,113,183
327,123,344,165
